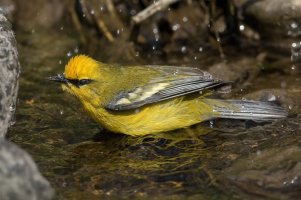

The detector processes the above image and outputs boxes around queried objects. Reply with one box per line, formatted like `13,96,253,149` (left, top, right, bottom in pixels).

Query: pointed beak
47,74,67,83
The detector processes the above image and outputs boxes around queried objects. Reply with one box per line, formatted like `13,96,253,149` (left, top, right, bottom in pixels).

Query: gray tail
211,100,287,121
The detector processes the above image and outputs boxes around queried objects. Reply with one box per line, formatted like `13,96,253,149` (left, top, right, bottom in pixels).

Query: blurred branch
132,0,181,24
94,17,115,42
83,0,115,42
206,0,225,59
68,0,87,44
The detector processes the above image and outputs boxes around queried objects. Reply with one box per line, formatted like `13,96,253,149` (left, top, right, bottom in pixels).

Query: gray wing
105,66,226,111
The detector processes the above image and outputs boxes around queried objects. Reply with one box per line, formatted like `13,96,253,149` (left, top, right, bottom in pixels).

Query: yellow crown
64,55,98,79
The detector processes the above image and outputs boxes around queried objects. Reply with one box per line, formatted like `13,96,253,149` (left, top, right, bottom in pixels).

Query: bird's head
48,55,101,100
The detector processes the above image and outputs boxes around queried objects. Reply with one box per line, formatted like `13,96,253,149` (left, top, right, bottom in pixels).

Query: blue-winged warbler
48,55,287,136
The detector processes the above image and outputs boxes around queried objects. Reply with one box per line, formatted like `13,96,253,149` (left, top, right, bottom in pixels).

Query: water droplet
182,17,188,22
60,110,64,115
173,69,179,75
198,47,203,52
153,28,158,34
172,24,180,31
194,56,198,60
289,105,292,110
60,26,64,31
9,120,16,126
291,65,296,70
290,42,301,71
269,95,276,101
239,24,245,31
74,47,79,53
135,51,140,57
67,51,72,57
291,21,298,29
59,60,62,64
152,46,156,50
181,46,187,53
287,21,301,36
9,106,15,112
292,42,297,48
90,9,95,15
291,176,298,184
100,6,104,11
209,120,214,128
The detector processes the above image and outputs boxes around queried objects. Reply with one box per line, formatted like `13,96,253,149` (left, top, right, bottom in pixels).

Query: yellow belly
82,97,215,136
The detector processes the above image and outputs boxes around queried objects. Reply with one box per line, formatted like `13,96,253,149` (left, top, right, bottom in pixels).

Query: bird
48,55,287,136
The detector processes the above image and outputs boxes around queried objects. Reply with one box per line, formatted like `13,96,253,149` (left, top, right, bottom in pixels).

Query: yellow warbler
48,55,287,136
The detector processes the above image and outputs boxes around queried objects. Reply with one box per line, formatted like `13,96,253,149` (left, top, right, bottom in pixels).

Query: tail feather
211,100,287,121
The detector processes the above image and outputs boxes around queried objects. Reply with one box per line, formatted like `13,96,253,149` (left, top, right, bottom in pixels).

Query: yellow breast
81,96,214,136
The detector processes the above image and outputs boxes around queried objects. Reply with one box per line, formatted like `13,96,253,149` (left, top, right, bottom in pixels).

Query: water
7,20,301,200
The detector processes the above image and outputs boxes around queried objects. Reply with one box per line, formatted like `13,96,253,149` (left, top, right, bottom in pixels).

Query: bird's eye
78,79,92,86
66,78,92,87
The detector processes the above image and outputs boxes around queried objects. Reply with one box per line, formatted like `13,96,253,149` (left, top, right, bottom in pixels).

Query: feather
212,100,287,120
105,66,227,111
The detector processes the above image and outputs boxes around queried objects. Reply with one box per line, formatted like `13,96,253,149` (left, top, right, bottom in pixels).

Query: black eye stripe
67,79,93,87
78,79,92,85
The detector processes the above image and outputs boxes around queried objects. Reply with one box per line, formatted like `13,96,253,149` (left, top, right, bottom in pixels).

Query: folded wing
105,66,226,111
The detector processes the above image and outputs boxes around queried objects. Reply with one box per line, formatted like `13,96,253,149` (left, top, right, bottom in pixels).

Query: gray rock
0,10,20,137
0,11,54,200
241,0,301,39
0,139,54,200
218,146,301,199
0,0,16,22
